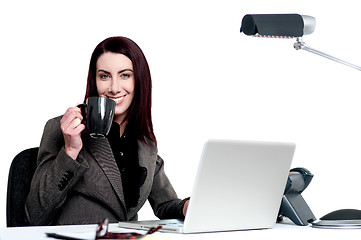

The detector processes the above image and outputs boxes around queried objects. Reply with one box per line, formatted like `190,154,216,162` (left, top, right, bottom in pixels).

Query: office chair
6,147,39,227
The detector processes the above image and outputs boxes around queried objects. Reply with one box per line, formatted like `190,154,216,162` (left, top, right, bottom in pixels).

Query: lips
109,95,125,105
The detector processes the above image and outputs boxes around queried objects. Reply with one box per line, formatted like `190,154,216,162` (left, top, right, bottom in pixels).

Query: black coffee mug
78,97,115,138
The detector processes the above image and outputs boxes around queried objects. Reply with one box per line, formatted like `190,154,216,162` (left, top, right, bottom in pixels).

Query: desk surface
1,222,361,240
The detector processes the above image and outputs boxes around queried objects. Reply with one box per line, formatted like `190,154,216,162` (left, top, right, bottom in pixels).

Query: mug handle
77,103,87,125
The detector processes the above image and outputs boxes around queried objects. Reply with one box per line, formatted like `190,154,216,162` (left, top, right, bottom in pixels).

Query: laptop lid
181,139,295,233
118,139,295,233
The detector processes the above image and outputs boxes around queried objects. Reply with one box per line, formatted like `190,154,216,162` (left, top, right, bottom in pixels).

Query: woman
25,36,189,225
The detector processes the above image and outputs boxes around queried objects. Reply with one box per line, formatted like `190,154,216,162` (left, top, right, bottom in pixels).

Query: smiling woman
85,37,155,144
24,36,189,226
95,52,136,127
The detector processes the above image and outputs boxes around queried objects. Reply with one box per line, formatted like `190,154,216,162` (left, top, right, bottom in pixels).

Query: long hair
84,36,156,145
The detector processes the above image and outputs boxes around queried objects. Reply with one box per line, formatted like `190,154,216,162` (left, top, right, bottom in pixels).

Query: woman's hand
60,107,86,160
183,200,189,217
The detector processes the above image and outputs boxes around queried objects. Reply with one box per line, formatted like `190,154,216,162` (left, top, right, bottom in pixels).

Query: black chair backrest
7,147,39,227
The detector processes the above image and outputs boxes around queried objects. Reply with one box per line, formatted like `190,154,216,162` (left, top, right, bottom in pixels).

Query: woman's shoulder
48,115,63,122
44,115,63,127
41,115,64,136
138,137,158,157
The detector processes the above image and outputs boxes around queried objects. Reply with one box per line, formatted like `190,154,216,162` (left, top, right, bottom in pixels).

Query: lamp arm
294,37,361,71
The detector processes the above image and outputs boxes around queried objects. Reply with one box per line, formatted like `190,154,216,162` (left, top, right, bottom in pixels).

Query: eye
119,71,133,80
99,73,110,80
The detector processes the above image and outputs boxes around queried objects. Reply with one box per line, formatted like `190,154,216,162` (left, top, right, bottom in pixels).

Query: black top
107,122,147,209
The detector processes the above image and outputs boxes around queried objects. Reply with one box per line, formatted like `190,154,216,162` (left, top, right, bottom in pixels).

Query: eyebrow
97,69,133,74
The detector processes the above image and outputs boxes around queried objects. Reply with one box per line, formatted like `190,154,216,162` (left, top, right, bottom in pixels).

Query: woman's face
96,52,135,124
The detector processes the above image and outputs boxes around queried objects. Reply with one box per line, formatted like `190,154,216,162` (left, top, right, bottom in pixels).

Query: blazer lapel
137,139,158,196
126,139,158,219
83,133,126,208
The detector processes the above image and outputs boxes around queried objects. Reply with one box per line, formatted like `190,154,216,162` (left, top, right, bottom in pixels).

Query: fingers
61,107,83,125
61,106,86,160
60,107,85,136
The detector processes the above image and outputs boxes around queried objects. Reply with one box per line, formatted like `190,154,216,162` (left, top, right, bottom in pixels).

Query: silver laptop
118,139,295,233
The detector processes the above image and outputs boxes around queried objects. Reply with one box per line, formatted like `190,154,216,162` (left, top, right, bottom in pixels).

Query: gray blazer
25,116,186,226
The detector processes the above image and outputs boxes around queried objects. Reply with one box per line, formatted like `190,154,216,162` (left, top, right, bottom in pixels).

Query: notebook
118,139,295,233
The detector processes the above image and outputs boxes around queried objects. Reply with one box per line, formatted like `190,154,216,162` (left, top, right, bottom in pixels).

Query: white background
1,0,360,227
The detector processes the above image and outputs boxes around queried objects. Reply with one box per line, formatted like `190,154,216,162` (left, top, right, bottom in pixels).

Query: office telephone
278,167,316,226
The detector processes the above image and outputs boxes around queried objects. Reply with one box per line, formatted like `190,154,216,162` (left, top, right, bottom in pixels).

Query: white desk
1,222,361,240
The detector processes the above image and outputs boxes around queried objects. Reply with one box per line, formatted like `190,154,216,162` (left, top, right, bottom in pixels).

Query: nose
109,79,120,94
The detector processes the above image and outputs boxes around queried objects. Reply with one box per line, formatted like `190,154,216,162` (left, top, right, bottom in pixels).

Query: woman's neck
113,118,128,137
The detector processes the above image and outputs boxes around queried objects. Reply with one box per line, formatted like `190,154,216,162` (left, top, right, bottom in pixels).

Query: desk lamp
240,14,361,71
240,14,361,228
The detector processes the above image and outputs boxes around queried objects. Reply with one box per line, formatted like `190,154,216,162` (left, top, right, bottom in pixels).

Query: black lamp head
240,14,316,38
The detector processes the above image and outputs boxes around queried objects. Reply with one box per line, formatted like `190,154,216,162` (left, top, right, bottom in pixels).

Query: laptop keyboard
158,220,184,228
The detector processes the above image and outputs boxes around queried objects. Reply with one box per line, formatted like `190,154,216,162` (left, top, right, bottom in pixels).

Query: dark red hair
85,36,156,145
